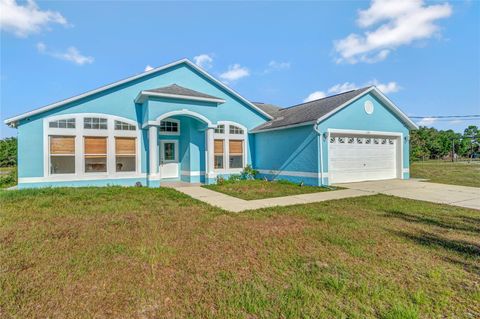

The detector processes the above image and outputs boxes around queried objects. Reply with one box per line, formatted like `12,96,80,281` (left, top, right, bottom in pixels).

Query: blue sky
1,0,479,138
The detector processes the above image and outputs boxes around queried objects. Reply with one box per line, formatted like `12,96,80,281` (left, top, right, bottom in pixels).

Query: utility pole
452,139,455,162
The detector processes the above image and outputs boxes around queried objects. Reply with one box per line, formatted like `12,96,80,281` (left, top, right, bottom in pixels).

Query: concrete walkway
170,185,373,212
336,179,480,210
169,179,479,212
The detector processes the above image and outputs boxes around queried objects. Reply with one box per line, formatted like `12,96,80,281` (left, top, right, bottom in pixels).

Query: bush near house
0,137,17,167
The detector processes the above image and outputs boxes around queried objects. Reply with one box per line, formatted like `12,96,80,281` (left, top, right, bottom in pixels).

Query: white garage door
328,135,398,184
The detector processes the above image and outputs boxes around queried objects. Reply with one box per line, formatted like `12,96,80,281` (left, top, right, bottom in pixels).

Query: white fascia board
315,86,418,130
134,91,226,104
5,58,273,127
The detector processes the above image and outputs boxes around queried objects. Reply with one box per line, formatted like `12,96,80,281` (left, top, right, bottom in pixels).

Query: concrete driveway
335,179,480,210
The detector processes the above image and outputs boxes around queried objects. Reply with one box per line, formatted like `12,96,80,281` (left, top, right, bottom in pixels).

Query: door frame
159,139,179,178
326,128,403,182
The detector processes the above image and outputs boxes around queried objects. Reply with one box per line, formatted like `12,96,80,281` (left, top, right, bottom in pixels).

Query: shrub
228,174,241,182
240,165,259,180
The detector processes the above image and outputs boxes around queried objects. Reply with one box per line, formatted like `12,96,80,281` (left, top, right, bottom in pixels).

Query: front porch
146,113,215,187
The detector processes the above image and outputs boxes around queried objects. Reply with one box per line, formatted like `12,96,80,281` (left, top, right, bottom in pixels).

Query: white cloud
417,117,437,126
304,79,401,103
0,0,67,37
37,42,94,65
327,80,401,94
144,65,154,72
367,79,401,93
303,91,327,102
334,0,452,64
264,60,291,73
193,54,213,69
219,64,250,83
328,82,358,94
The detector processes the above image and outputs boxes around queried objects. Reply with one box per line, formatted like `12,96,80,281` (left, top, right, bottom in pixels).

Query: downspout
313,123,324,186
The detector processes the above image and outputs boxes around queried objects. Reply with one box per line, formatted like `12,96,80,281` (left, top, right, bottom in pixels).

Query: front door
160,140,179,179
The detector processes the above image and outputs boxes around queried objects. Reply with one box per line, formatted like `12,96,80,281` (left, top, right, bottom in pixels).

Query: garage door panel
329,135,398,184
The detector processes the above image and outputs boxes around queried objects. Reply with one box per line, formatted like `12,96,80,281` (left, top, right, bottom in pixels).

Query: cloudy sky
1,0,479,137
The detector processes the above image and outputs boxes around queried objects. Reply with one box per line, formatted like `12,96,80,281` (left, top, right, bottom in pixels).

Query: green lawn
203,179,335,200
1,187,479,318
411,161,480,188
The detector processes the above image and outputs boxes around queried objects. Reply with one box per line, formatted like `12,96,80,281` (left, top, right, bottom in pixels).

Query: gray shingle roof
252,102,283,118
252,87,372,132
144,84,222,100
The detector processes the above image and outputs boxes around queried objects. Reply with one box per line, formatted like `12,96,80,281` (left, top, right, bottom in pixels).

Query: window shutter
50,136,75,154
214,139,224,154
84,137,107,158
115,137,135,155
229,140,243,155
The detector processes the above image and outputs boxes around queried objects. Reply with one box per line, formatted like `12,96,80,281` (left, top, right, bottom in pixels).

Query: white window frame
43,113,142,181
212,121,248,174
159,118,180,136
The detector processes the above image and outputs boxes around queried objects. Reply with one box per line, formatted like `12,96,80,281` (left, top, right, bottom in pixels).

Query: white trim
257,169,326,179
327,128,403,137
5,58,272,127
251,121,315,133
327,128,404,181
316,87,417,130
153,109,213,127
43,113,141,182
181,170,205,176
158,118,180,136
19,173,146,184
134,91,226,104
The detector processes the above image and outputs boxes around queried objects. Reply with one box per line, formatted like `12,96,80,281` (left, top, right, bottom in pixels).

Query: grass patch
0,187,479,317
203,179,335,200
0,166,16,189
411,160,480,187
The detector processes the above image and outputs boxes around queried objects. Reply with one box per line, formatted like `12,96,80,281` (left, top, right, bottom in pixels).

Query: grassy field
411,161,480,188
1,187,479,318
204,179,335,200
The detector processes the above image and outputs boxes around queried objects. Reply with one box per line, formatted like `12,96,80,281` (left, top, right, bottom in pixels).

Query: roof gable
253,86,417,132
5,59,272,127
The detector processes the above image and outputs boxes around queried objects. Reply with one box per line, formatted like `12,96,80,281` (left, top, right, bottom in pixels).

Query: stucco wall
253,124,319,185
15,62,268,187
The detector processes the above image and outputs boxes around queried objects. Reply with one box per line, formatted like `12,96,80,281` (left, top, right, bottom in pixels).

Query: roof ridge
282,86,372,111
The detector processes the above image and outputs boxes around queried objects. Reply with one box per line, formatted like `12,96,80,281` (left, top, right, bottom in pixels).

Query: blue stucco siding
316,92,411,174
253,124,319,184
15,62,269,185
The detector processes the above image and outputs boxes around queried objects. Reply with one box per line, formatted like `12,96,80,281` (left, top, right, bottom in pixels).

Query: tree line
410,125,479,161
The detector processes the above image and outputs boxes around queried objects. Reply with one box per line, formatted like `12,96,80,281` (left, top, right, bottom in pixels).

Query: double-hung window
115,137,136,172
229,140,243,169
50,136,75,174
84,137,107,173
214,139,224,169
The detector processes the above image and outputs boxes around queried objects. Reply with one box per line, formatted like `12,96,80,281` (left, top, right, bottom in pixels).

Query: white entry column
206,127,215,182
148,125,159,178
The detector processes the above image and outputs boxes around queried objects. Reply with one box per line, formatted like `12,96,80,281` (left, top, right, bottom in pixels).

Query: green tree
0,137,17,167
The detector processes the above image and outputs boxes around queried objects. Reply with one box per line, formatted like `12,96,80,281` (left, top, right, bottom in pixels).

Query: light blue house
4,59,417,189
